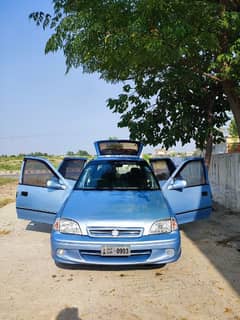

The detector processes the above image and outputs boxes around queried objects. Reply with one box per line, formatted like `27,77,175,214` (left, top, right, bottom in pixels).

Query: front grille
87,227,143,238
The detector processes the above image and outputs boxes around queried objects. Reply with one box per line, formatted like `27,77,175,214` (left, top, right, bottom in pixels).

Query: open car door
161,158,212,224
58,157,87,187
16,157,72,224
150,158,176,187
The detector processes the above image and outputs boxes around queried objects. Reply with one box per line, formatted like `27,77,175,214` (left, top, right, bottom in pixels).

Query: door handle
21,191,28,197
202,191,208,196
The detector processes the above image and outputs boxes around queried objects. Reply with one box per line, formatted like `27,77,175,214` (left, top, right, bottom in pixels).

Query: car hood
60,190,172,235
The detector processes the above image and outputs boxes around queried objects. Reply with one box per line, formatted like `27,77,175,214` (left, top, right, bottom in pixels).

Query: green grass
0,155,64,172
0,157,23,171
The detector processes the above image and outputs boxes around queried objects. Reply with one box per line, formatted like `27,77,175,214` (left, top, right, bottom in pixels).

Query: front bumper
51,231,181,266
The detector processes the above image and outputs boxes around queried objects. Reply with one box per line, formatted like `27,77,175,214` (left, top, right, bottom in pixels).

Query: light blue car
16,140,212,266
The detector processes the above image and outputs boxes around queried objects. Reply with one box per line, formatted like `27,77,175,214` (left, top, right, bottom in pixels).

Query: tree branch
203,72,222,82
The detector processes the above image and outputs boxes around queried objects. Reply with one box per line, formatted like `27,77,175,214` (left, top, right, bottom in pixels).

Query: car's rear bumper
51,231,181,266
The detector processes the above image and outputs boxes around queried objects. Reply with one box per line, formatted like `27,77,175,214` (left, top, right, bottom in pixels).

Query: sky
0,0,194,156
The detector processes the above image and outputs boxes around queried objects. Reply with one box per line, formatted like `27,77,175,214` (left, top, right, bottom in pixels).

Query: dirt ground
0,201,239,320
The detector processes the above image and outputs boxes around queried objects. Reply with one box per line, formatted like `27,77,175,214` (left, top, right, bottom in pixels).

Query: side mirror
46,177,66,190
168,179,187,190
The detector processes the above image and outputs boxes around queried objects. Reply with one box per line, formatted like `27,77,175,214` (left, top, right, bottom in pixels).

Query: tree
29,152,49,157
30,0,240,153
108,136,119,140
108,64,229,167
66,151,74,156
228,118,238,137
77,149,90,156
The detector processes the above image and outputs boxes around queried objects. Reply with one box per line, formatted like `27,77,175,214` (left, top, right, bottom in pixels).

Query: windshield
75,160,160,190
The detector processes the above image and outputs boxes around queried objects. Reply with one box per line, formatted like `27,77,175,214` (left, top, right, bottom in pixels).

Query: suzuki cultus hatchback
16,140,212,266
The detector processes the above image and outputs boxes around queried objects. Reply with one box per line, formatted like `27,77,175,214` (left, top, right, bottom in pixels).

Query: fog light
165,249,175,257
57,249,65,256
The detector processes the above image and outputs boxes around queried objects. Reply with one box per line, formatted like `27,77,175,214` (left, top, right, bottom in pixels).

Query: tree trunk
204,97,214,170
222,80,240,138
204,134,213,170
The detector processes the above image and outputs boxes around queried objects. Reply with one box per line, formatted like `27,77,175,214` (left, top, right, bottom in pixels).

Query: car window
22,159,57,187
151,160,171,180
150,159,176,181
58,159,86,181
96,141,141,156
176,160,206,187
75,160,160,190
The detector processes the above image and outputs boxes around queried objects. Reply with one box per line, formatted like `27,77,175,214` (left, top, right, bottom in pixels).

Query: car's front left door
16,157,71,224
161,158,212,224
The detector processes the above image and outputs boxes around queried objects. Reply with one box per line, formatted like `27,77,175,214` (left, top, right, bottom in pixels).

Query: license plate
101,246,131,256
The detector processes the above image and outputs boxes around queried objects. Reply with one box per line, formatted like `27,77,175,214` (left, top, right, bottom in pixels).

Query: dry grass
0,177,18,186
0,198,15,208
0,229,11,235
0,178,18,208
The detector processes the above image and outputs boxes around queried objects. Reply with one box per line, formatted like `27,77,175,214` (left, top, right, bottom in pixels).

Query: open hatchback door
151,158,212,224
16,157,87,224
94,140,143,157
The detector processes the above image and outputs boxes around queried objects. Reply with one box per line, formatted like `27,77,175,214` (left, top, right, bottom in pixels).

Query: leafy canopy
30,0,240,148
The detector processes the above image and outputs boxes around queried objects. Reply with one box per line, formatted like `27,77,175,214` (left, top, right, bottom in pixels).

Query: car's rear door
150,158,176,187
16,157,71,224
161,158,212,224
57,157,87,187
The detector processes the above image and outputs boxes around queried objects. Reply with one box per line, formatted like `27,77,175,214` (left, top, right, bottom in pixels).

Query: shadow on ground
56,307,82,320
55,261,165,272
26,221,52,233
181,203,240,295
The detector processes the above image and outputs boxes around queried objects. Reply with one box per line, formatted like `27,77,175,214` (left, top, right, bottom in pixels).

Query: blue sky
0,0,193,155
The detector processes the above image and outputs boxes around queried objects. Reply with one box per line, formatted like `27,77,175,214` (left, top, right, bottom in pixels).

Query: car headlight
149,218,178,234
53,218,82,235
